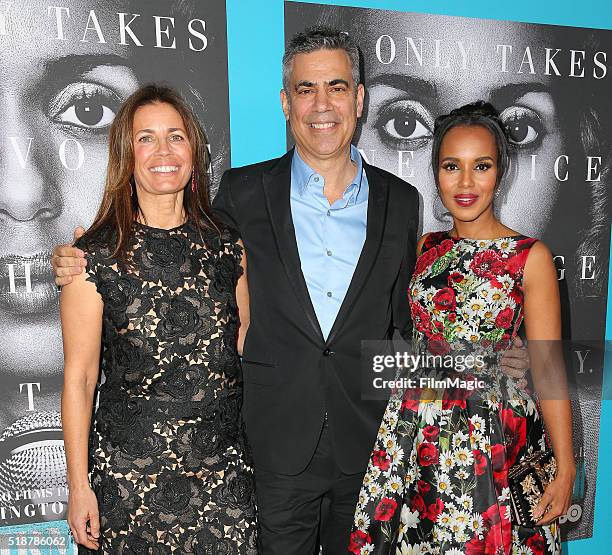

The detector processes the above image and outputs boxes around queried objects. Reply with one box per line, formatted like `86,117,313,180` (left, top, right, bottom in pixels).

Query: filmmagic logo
372,375,486,391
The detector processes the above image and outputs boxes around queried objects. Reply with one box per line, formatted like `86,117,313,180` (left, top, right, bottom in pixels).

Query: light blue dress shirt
290,146,369,339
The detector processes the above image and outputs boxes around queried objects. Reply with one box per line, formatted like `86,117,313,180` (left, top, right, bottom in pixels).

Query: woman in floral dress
60,85,257,553
350,102,574,555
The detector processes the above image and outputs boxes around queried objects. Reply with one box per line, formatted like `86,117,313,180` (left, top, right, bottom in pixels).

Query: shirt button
326,250,332,256
323,348,332,356
314,176,320,182
326,210,331,216
326,291,332,297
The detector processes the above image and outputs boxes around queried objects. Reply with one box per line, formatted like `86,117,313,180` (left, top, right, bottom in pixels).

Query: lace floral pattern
75,221,257,554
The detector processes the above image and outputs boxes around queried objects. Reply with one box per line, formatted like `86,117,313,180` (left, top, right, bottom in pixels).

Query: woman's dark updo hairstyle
432,101,511,189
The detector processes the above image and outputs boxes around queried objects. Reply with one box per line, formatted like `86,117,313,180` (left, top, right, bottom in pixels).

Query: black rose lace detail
75,223,256,554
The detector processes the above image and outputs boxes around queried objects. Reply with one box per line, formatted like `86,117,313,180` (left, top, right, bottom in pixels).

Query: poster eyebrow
490,82,551,106
41,53,133,85
367,73,437,99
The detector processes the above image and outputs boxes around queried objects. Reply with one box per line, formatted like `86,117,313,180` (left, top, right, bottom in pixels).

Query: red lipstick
454,194,478,207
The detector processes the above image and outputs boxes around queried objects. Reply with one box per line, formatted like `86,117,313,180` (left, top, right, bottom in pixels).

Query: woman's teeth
150,166,178,173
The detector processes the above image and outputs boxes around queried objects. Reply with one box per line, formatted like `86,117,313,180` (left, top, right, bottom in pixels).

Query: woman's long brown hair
83,83,219,261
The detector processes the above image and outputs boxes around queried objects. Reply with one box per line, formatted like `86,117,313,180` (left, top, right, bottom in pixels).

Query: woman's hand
532,467,575,525
67,486,101,550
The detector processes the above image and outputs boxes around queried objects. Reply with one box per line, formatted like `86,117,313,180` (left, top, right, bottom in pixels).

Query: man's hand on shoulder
51,227,87,286
500,336,530,389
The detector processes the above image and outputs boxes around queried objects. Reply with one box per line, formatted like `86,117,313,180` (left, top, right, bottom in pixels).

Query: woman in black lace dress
60,84,257,553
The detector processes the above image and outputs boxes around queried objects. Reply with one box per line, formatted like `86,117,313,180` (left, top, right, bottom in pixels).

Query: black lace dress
74,221,257,554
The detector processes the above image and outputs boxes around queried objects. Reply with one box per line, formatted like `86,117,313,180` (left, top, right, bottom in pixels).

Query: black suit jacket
212,149,419,475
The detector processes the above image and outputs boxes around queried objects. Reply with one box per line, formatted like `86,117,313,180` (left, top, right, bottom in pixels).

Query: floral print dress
75,221,257,554
349,232,561,555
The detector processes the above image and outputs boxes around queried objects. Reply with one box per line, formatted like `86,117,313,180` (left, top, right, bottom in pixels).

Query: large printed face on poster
0,0,229,525
285,2,610,541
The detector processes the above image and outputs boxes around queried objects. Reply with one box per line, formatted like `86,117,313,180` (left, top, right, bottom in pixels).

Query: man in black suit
210,28,418,554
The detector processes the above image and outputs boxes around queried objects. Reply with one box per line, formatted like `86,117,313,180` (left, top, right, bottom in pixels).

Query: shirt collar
291,146,365,204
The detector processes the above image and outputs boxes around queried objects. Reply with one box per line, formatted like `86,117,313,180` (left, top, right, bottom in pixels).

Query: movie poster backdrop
0,0,229,548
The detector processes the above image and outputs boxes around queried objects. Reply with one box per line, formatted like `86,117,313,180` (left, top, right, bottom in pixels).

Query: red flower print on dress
466,537,486,555
501,408,526,467
348,233,560,554
410,492,426,515
348,530,371,554
414,247,439,275
372,450,391,471
436,239,454,256
481,503,511,555
425,498,444,522
473,449,488,476
422,425,439,442
402,387,422,412
432,287,456,311
417,442,439,466
470,250,505,278
494,333,511,351
423,231,446,250
509,287,523,305
428,334,451,356
411,301,432,334
490,444,509,490
417,479,431,494
442,379,474,410
495,307,514,329
505,241,535,276
527,532,546,555
448,271,465,286
374,497,398,521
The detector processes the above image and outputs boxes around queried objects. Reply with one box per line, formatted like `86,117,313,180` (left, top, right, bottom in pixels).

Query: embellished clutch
508,449,557,527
